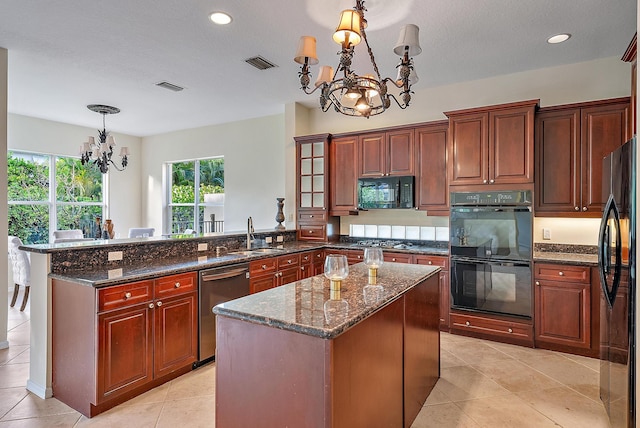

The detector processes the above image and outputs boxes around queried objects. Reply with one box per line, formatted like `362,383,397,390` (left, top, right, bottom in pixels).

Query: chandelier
294,0,421,118
80,104,129,174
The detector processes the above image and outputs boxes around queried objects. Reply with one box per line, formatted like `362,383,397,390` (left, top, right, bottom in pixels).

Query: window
8,151,105,244
166,158,224,234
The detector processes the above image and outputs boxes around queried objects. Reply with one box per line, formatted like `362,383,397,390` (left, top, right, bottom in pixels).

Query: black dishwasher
196,263,250,366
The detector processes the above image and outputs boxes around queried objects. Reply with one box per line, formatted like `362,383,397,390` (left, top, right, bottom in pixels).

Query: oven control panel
450,190,532,206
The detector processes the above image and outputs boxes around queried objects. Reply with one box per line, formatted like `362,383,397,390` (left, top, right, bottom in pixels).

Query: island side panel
403,274,440,428
332,297,404,428
51,279,98,417
215,316,330,428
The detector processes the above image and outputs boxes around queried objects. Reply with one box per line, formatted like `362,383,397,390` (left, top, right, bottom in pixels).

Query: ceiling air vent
245,56,278,70
155,81,185,92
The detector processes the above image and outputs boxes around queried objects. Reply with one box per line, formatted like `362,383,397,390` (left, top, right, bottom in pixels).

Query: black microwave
357,176,414,209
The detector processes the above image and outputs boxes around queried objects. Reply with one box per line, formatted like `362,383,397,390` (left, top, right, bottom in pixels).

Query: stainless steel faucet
247,217,255,249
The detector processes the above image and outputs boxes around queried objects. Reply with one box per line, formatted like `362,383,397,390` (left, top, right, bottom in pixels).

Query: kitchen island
214,262,441,428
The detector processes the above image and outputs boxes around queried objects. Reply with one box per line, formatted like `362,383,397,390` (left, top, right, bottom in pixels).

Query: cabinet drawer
414,255,449,269
298,224,327,241
250,258,277,275
155,272,197,299
277,253,300,269
535,263,590,283
450,312,533,342
383,252,413,264
298,211,327,223
98,280,153,312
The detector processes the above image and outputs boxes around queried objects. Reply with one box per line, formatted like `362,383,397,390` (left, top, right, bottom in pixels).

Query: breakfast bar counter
214,263,441,428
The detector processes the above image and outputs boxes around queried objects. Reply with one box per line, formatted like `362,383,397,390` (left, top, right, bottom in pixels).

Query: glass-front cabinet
295,134,339,242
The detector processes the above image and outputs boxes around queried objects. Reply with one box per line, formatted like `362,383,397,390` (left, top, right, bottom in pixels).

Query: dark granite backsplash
534,243,597,254
51,230,297,274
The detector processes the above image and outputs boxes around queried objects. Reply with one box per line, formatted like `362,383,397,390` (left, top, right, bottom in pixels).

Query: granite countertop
213,262,440,339
533,251,599,266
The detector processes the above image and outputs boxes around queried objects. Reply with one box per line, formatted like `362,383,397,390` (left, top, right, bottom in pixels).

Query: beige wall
141,114,286,234
291,56,631,244
7,114,143,237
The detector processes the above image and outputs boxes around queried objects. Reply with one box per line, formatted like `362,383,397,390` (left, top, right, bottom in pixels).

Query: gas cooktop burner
356,240,413,249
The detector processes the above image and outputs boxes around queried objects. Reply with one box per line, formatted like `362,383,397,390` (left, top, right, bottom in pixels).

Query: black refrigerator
599,137,636,428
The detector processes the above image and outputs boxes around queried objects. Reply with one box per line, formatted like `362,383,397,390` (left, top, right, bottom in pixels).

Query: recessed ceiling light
547,33,571,44
209,11,232,25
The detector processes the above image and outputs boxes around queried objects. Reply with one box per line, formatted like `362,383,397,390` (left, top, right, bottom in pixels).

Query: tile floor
0,292,612,427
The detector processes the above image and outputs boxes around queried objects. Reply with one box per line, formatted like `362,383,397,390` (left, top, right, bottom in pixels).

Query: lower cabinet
249,253,302,293
414,255,450,330
449,312,534,346
325,248,364,265
52,272,198,417
534,263,597,357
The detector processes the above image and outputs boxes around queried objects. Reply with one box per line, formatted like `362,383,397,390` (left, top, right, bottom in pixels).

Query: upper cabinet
621,34,636,137
295,134,339,241
446,100,538,186
414,121,449,214
329,135,359,216
535,98,630,217
360,128,414,177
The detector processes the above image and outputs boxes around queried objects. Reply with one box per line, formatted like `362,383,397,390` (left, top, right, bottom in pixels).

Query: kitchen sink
229,248,285,256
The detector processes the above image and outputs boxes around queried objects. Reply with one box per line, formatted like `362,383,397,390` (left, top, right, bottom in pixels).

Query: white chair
128,227,155,238
53,229,84,243
8,236,30,311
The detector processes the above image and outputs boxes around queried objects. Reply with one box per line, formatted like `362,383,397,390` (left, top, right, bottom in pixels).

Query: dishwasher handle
201,267,248,282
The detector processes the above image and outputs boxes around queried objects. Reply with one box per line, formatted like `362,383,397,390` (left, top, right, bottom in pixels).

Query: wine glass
364,247,384,279
324,254,349,291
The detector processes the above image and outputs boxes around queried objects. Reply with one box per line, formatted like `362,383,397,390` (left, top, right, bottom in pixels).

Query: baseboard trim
27,379,53,399
0,340,9,350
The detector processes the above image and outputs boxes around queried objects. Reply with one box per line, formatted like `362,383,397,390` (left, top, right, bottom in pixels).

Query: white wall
0,48,9,348
7,114,143,237
141,114,286,233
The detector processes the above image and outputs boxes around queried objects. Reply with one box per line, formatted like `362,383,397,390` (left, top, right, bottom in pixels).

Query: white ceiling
0,0,636,137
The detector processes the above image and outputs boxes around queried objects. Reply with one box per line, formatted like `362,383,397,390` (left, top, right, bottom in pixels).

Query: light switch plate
198,243,208,251
108,251,123,261
108,268,123,279
543,228,551,240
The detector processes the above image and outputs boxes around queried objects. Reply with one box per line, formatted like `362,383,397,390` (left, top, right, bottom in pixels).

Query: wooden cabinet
295,134,339,241
250,254,301,293
414,121,449,214
415,255,449,330
299,250,325,279
534,263,592,353
325,248,364,265
330,136,359,216
360,128,414,177
383,251,413,264
535,98,629,217
52,272,198,417
446,100,537,186
449,312,534,346
622,34,636,137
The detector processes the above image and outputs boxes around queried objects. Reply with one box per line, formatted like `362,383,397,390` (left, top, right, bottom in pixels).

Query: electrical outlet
276,235,284,242
542,229,551,240
197,243,208,251
108,268,123,279
265,237,273,244
108,251,123,261
288,213,293,222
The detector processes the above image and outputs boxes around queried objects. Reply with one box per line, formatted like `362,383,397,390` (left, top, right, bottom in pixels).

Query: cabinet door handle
124,292,132,300
174,282,181,289
309,230,314,234
558,271,564,276
392,258,397,262
309,215,314,218
287,259,293,264
357,255,362,259
535,281,540,286
483,179,487,184
148,303,155,309
508,328,513,333
582,207,587,211
301,266,305,271
465,321,471,326
156,301,162,307
262,264,267,270
575,206,580,211
489,179,495,184
428,261,433,265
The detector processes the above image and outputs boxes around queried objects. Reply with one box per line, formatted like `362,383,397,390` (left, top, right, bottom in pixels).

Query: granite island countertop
213,262,440,339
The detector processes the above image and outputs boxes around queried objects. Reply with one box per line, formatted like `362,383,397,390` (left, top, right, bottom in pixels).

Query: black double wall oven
449,190,533,319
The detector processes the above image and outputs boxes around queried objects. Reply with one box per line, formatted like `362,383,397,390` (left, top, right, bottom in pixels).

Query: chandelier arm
386,93,411,109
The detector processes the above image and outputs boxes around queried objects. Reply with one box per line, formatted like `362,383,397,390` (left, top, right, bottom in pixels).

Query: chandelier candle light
80,104,129,174
294,0,421,118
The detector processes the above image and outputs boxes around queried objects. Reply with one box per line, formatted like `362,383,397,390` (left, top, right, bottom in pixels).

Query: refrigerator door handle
598,194,622,309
